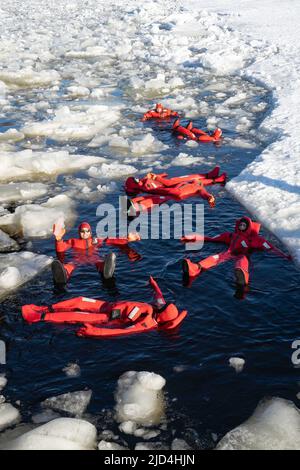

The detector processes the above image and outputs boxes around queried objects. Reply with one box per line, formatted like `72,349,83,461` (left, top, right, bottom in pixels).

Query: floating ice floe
217,398,300,450
0,251,51,298
0,149,105,183
32,410,61,425
98,441,128,450
22,105,121,142
229,357,245,373
130,133,168,155
0,129,24,143
0,403,20,432
0,376,7,392
0,418,97,450
41,390,92,418
62,363,81,378
115,371,166,427
0,229,19,252
0,194,76,238
0,182,48,205
0,68,61,89
88,162,137,180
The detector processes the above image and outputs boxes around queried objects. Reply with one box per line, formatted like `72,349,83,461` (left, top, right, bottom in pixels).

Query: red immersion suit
142,103,179,121
182,216,291,288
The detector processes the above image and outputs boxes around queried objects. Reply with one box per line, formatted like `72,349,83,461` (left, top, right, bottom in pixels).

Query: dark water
0,76,299,449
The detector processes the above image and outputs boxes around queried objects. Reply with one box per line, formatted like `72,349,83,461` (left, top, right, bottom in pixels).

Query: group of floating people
22,104,291,338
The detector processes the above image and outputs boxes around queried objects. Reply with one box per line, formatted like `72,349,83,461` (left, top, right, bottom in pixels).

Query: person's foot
214,172,227,185
206,166,220,180
103,252,116,279
51,260,68,287
213,128,222,140
234,268,247,287
182,259,201,286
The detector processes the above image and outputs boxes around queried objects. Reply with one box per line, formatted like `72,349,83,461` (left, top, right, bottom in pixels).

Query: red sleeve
105,238,129,246
55,238,73,253
251,236,291,259
204,232,232,244
181,232,232,245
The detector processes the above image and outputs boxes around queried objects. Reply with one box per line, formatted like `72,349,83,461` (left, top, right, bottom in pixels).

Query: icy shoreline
188,0,300,264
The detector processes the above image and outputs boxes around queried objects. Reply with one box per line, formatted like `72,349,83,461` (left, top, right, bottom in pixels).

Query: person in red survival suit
124,167,227,196
141,103,179,121
51,221,141,289
181,216,291,294
173,118,222,142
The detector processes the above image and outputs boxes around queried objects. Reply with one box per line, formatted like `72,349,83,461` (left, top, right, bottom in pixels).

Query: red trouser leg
95,260,104,273
63,263,76,280
199,251,234,270
235,255,249,285
51,297,108,313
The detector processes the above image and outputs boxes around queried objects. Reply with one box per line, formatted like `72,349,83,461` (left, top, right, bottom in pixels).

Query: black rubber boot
103,252,116,279
52,260,68,286
234,268,246,287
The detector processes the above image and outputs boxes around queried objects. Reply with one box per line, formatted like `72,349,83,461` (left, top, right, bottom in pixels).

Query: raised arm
149,276,166,307
53,224,73,253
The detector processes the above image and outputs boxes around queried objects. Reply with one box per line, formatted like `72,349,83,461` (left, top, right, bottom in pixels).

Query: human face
238,222,247,232
80,228,91,239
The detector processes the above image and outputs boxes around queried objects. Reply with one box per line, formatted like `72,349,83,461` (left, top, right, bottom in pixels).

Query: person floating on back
51,221,141,290
181,216,291,296
141,103,179,121
173,118,222,142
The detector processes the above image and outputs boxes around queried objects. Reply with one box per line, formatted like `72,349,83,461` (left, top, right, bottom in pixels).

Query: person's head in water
238,218,250,232
78,222,92,240
156,103,163,112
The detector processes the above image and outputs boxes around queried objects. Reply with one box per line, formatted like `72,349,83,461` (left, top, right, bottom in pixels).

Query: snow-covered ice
0,194,76,238
229,357,245,374
0,251,51,298
115,371,166,427
0,418,97,450
217,397,300,450
0,229,19,252
41,390,92,417
0,403,20,432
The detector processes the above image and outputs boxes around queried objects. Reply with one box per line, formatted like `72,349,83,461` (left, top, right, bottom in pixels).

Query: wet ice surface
0,0,299,450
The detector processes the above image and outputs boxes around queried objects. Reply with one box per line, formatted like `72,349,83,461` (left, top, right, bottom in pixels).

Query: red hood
234,216,261,236
78,222,92,237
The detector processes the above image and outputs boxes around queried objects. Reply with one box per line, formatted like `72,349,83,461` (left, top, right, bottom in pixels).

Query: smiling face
80,228,91,239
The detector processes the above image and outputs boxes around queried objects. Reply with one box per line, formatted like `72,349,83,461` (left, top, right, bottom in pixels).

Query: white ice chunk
171,438,192,450
0,376,7,391
217,398,300,450
41,390,92,417
115,371,166,426
0,182,48,205
32,410,61,425
22,105,121,142
0,251,51,298
62,363,81,378
0,129,24,142
0,229,19,252
88,162,137,180
98,441,128,450
0,68,60,89
229,357,245,373
0,194,76,238
0,403,20,432
0,418,97,450
0,149,105,182
130,134,167,154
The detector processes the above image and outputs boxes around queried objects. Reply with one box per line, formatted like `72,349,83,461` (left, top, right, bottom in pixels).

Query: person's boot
213,128,222,140
186,121,193,131
213,172,227,185
182,259,201,286
234,268,247,287
103,252,116,279
51,260,68,289
206,166,220,180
